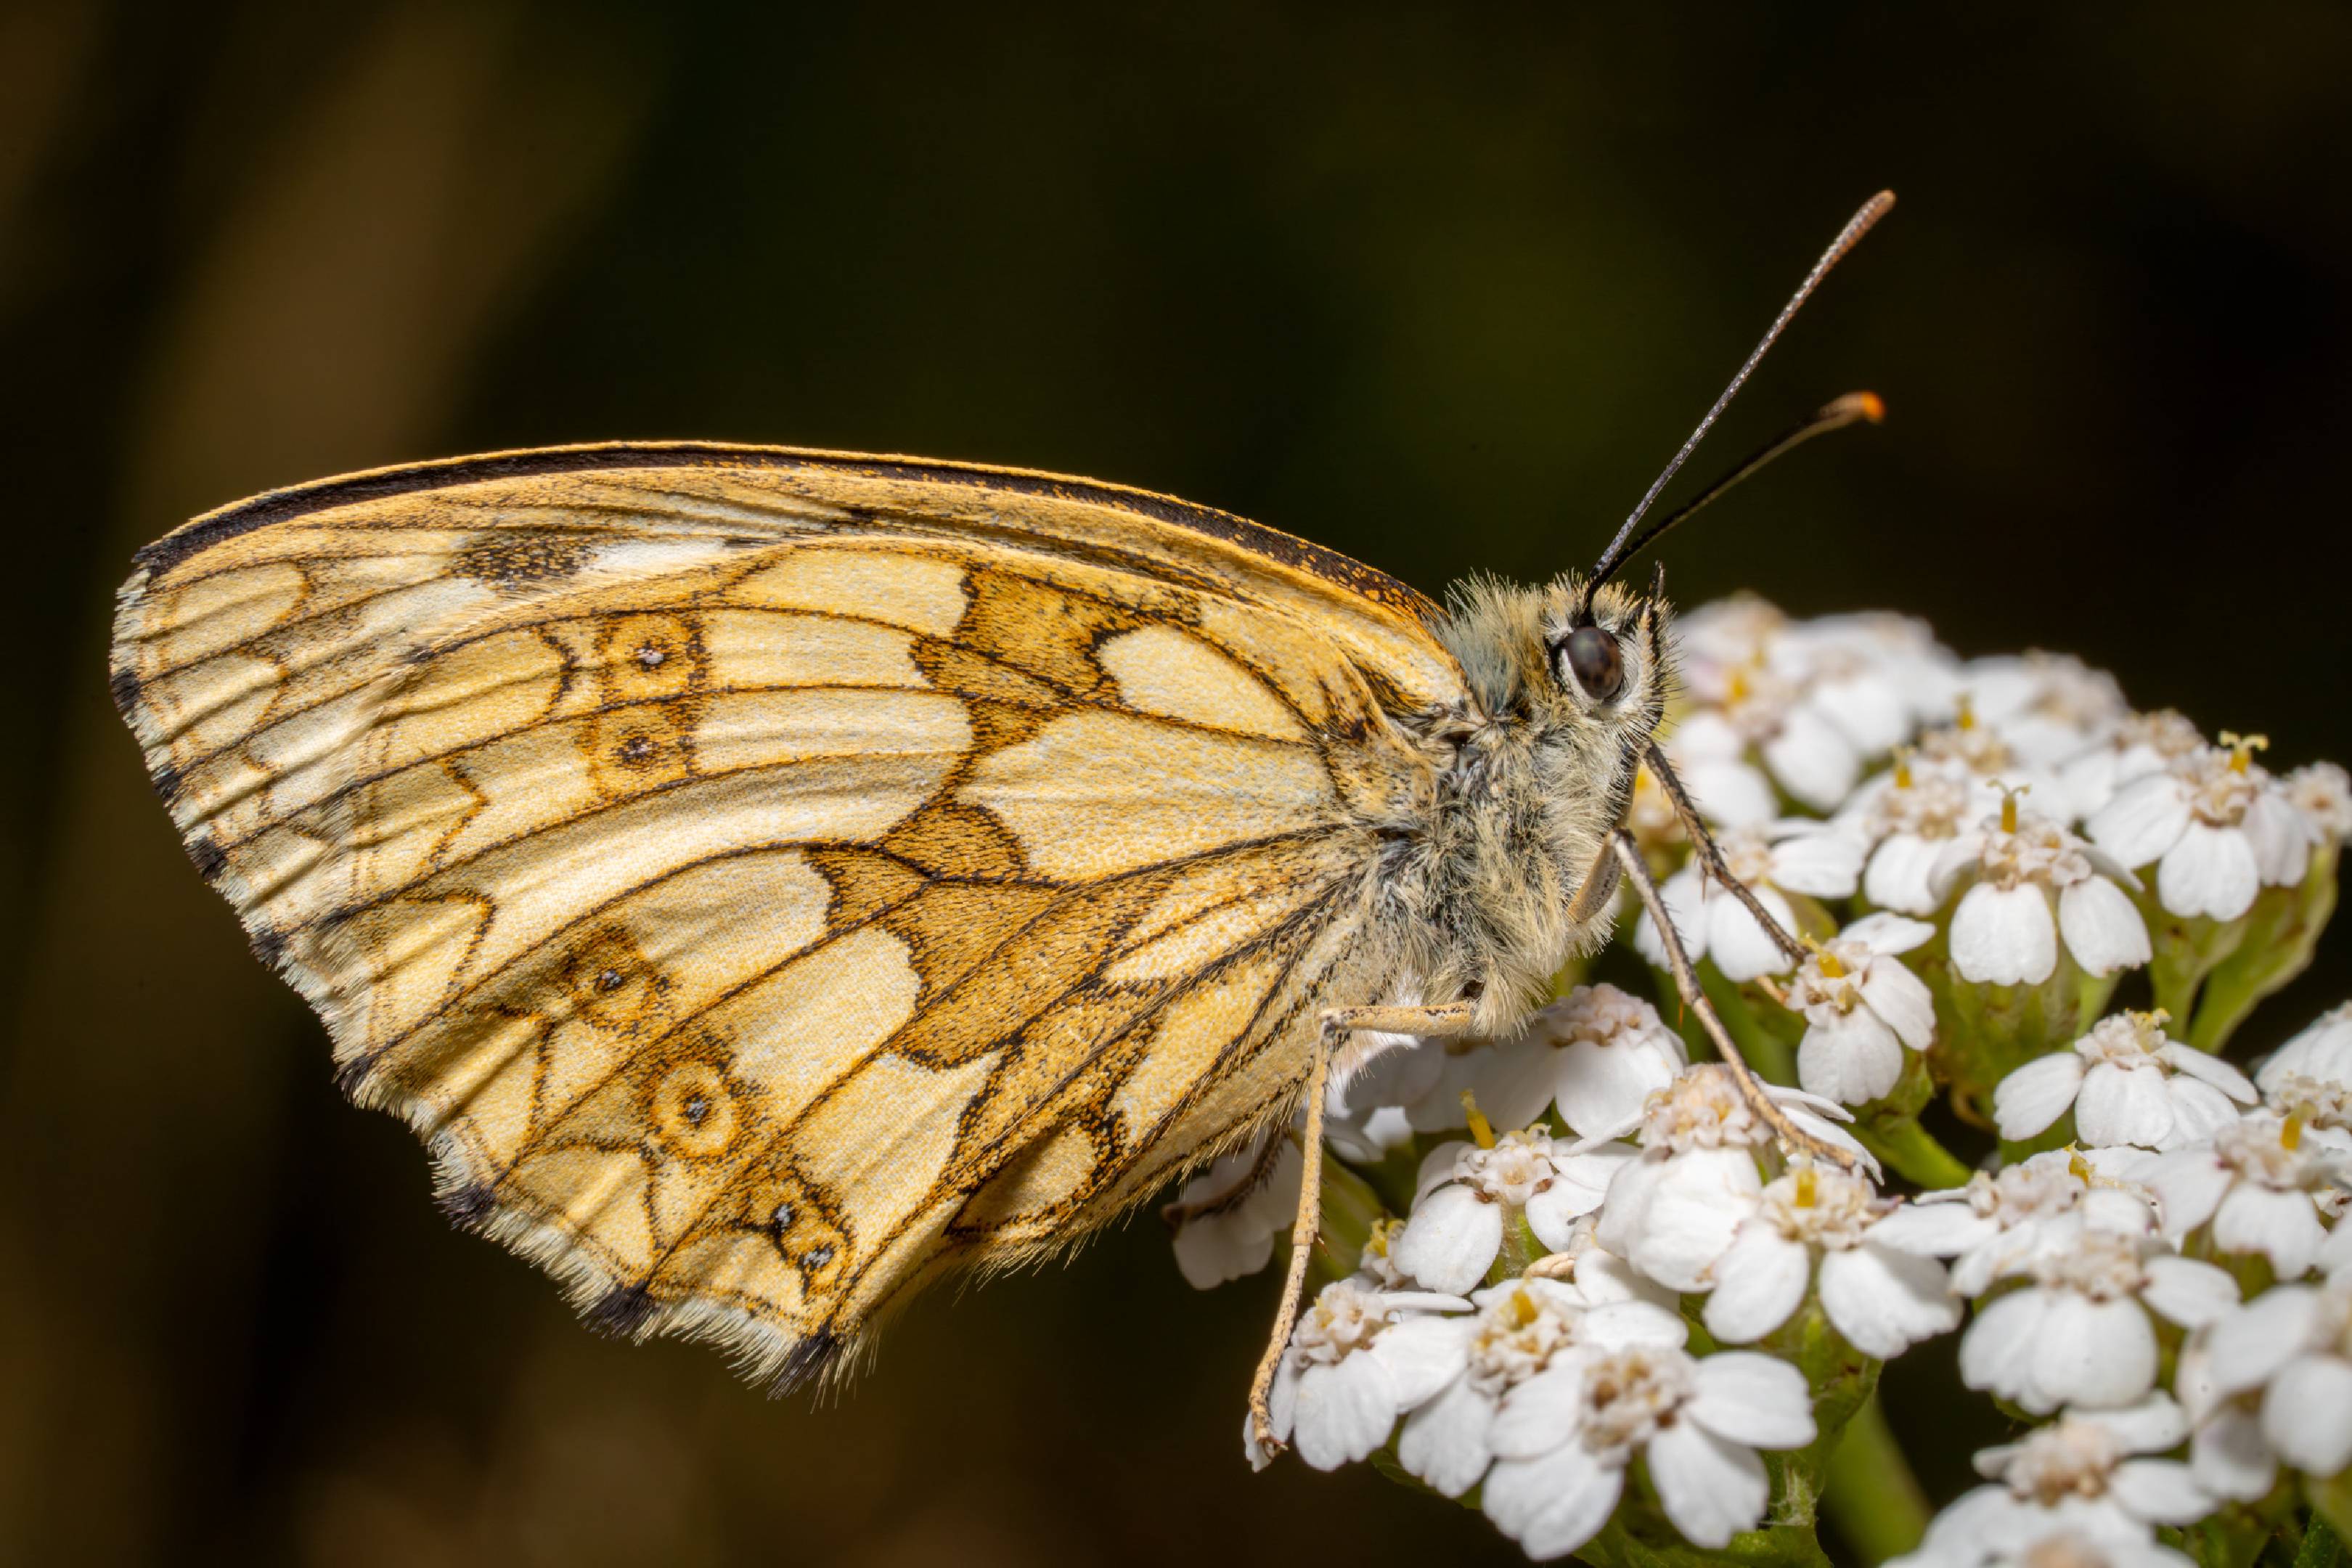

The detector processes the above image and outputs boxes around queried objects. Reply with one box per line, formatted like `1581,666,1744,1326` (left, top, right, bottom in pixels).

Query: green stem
1821,1393,1931,1565
1855,1114,1975,1191
2295,1511,2342,1568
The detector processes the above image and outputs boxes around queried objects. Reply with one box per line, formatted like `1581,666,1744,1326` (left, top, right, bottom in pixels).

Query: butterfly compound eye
1562,625,1625,702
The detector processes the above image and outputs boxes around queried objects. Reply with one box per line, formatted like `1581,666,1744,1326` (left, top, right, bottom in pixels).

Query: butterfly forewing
110,444,1466,1383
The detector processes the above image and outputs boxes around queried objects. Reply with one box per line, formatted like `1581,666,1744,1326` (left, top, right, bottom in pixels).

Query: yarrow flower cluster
1174,598,2350,1566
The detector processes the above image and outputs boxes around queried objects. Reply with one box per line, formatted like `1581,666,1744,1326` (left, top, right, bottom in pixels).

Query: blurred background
4,3,2350,1564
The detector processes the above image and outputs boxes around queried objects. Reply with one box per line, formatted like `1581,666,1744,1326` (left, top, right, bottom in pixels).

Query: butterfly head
1437,568,1672,753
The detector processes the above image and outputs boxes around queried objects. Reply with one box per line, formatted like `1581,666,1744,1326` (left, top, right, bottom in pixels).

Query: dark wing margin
131,441,1442,626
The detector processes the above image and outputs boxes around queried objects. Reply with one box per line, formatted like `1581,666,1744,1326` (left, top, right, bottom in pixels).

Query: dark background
4,4,2349,1564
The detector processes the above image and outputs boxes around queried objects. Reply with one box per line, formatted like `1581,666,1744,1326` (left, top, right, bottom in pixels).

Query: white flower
1396,1128,1637,1294
1869,1149,2158,1297
1635,820,1863,981
1596,1065,1873,1291
1480,1342,1817,1557
2283,761,2351,844
2086,738,2311,920
1395,1278,1686,1501
2060,709,2210,824
1521,1216,1677,1310
1771,613,1947,755
1704,1161,1962,1356
1842,761,1987,914
1932,803,2149,985
1675,598,1872,811
2259,1003,2352,1096
2197,1275,2352,1478
1895,1398,2206,1568
1250,1279,1472,1471
1167,1136,1303,1289
1959,1214,2238,1413
1409,985,1689,1138
2139,1111,2345,1278
1785,912,1937,1105
1993,1011,2257,1151
1960,652,2131,769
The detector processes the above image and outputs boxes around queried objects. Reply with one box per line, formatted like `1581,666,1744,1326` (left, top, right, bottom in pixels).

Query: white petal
1847,910,1937,955
1867,1202,2000,1258
1688,1352,1817,1449
1707,885,1800,982
1554,1036,1681,1139
1682,759,1781,830
1770,825,1865,897
1702,1227,1813,1344
1819,1244,1962,1357
2258,1010,2352,1095
1765,706,1861,812
1628,1148,1764,1292
2089,775,2193,868
1951,883,2057,987
1580,1299,1691,1350
1291,1354,1399,1470
2058,875,2153,977
2155,1081,2245,1150
2204,1287,2319,1395
1799,1008,1906,1106
1393,1185,1505,1296
2029,1292,2157,1413
1172,1211,1277,1289
1482,1445,1623,1561
2142,1150,2231,1238
2157,824,2260,921
2190,1408,2277,1503
2155,1042,2256,1101
1488,1362,1591,1459
2109,1460,2215,1526
1993,1053,2087,1140
2139,1254,2240,1329
1368,1315,1474,1410
2244,789,2315,885
1413,1140,1469,1204
1472,1037,1568,1132
2211,1185,2324,1278
1526,1148,1638,1251
2076,1061,2178,1150
1649,1420,1771,1548
2259,1352,2352,1475
1859,957,1937,1050
1960,1289,2049,1400
1397,1375,1497,1498
2079,1393,2191,1454
1867,833,1950,915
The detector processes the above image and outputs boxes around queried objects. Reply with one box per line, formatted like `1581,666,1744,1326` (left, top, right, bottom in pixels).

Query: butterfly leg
1641,739,1808,965
1607,829,1858,1172
1247,998,1478,1457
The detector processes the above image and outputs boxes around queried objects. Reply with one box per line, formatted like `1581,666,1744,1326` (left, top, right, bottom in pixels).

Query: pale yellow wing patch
111,444,1461,1386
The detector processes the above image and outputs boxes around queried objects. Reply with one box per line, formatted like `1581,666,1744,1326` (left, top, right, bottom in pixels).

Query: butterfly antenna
1585,190,1895,613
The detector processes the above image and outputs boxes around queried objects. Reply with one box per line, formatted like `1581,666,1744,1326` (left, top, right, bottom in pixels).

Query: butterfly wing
110,443,1467,1384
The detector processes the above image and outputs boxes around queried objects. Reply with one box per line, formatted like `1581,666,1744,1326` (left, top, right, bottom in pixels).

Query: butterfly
108,192,1890,1448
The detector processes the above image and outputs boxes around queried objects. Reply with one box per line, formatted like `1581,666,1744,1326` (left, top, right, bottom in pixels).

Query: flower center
1577,1345,1696,1453
2075,1009,2169,1069
1294,1281,1389,1366
2179,746,2260,828
1458,1130,1559,1207
2033,1229,2147,1301
2213,1115,2323,1190
1640,1066,1761,1152
1974,1150,2091,1222
1548,983,1657,1046
1977,809,2091,891
1880,769,1969,838
1760,1161,1879,1247
2001,1418,2123,1504
2019,1531,2120,1568
1466,1286,1579,1396
2266,1073,2352,1132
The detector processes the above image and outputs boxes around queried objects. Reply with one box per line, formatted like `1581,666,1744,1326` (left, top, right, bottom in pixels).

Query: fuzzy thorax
1379,572,1671,1034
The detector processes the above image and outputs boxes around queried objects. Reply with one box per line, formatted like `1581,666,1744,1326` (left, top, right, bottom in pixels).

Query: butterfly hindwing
111,444,1465,1382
